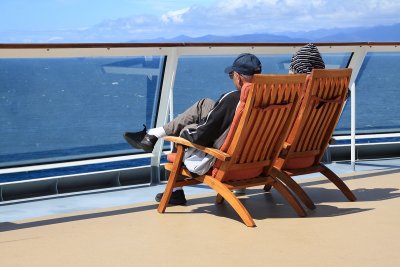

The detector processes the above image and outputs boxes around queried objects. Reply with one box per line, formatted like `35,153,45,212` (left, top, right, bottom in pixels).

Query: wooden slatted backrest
284,68,352,168
214,74,306,181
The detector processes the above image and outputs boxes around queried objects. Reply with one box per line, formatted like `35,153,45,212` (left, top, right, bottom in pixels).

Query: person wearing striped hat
289,43,325,74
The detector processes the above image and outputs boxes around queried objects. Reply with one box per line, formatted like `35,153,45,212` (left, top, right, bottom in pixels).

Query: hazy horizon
1,0,400,43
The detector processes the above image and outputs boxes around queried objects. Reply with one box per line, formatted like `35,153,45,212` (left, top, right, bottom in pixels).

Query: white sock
147,127,166,138
173,187,182,192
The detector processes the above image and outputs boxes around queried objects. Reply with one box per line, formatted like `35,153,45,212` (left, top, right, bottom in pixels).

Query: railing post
347,47,367,172
150,48,179,185
350,82,356,171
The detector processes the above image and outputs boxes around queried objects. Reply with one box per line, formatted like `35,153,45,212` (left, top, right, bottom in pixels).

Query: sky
1,0,400,43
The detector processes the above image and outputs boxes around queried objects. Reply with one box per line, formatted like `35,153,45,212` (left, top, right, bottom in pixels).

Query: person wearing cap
123,53,262,205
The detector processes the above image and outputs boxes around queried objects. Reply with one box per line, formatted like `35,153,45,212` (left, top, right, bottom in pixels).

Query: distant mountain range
132,23,400,43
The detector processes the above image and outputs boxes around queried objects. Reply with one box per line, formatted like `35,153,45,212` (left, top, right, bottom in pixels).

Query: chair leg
216,193,224,204
157,145,185,213
263,184,272,192
320,163,357,201
157,178,175,213
272,168,316,210
271,177,307,217
203,176,256,227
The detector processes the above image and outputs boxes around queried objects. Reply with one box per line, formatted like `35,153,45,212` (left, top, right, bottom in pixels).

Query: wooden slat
311,77,339,149
228,86,256,163
259,112,276,160
223,176,274,189
251,110,268,162
226,159,272,171
250,83,279,162
311,77,345,150
265,106,292,160
263,110,282,160
305,80,332,150
304,101,328,151
238,105,258,163
286,149,321,159
253,108,273,161
260,85,281,161
292,92,315,152
315,78,349,150
314,102,339,149
242,98,263,163
244,84,262,162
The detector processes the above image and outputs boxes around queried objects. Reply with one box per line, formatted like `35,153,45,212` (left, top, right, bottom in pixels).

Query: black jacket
180,90,240,147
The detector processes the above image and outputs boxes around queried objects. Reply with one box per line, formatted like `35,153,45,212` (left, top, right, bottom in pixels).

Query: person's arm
180,91,240,147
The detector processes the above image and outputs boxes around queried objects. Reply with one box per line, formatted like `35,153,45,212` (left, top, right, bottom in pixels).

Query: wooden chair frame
158,74,308,227
270,69,357,210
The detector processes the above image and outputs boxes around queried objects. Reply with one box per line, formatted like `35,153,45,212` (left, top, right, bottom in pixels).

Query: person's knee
202,98,214,105
198,98,215,109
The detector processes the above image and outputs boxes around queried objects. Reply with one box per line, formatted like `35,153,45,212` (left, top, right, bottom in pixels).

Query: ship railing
0,42,399,201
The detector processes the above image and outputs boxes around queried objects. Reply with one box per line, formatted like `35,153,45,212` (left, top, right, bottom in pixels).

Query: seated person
124,53,262,204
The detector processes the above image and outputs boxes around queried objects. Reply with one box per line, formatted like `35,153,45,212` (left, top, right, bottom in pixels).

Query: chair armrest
163,136,231,161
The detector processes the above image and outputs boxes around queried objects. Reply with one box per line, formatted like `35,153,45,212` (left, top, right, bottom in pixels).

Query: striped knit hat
289,43,325,74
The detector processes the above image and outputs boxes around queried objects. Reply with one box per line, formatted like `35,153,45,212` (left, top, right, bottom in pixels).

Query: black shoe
155,189,187,205
140,133,158,152
124,124,157,152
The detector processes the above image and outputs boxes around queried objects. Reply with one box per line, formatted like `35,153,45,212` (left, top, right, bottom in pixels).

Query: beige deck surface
1,168,399,267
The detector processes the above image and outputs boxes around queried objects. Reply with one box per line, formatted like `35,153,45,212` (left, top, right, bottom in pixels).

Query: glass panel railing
0,44,399,187
0,56,165,168
355,52,400,134
336,52,400,140
173,56,236,116
322,53,352,69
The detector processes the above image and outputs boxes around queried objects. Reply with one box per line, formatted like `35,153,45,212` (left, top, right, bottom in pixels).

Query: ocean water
174,53,400,134
0,53,399,181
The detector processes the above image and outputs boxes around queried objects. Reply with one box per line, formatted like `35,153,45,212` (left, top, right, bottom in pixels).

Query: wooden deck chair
158,74,308,227
269,68,357,210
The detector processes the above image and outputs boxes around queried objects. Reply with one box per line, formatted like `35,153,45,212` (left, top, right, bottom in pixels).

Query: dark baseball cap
224,53,262,75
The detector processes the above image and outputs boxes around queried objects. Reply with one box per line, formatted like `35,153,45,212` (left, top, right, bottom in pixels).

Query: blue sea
0,53,399,182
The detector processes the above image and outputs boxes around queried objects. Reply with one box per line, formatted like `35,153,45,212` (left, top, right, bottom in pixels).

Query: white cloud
207,0,400,33
83,0,400,41
161,7,190,23
216,0,279,15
